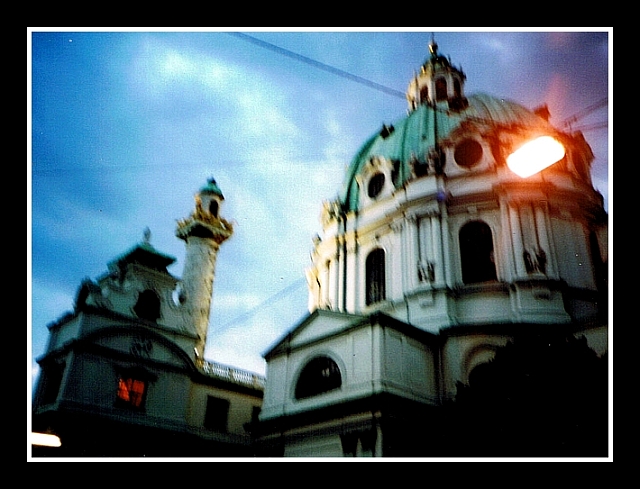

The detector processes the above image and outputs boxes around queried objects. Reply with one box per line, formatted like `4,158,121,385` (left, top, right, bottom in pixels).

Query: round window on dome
367,173,386,199
454,139,483,168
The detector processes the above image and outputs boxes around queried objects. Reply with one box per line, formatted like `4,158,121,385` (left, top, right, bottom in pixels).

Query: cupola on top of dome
338,41,572,214
406,38,467,112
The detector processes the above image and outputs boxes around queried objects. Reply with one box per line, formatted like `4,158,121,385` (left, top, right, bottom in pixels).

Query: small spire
143,227,152,244
428,34,438,56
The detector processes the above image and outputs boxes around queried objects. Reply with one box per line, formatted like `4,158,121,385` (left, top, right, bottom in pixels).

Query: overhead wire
218,277,307,331
569,121,609,133
226,32,407,100
230,32,608,134
560,97,608,128
216,33,609,332
34,35,608,178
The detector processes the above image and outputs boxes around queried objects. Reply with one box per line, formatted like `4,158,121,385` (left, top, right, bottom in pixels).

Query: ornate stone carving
523,247,547,274
418,260,435,282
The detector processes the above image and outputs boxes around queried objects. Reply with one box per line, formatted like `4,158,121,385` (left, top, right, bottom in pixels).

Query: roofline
262,309,439,360
261,308,365,359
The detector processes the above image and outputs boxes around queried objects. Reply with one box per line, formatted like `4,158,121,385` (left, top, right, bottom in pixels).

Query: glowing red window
116,377,146,409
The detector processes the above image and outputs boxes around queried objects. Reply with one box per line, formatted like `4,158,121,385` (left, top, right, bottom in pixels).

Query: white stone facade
260,42,608,457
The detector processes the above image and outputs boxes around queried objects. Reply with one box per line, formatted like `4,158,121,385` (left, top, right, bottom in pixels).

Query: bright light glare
507,136,565,178
32,432,61,448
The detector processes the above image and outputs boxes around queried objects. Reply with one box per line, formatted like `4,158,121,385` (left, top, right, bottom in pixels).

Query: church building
32,179,264,457
256,41,608,457
32,40,608,458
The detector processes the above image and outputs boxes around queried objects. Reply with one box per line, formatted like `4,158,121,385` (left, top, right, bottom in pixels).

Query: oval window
454,139,483,168
367,173,385,199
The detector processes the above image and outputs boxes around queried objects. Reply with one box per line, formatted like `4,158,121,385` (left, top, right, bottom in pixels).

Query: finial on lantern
143,227,152,244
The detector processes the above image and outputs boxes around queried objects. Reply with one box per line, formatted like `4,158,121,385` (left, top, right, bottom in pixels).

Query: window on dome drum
134,289,161,322
294,356,342,400
420,85,429,103
454,78,462,98
204,396,230,432
367,173,385,199
435,78,448,101
454,139,483,168
459,221,497,284
115,375,147,410
366,249,386,305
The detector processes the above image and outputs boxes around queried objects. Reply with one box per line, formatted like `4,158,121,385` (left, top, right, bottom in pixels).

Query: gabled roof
263,309,365,359
263,309,438,360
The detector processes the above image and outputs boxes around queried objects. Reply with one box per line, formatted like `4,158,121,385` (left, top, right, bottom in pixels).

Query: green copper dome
340,93,550,212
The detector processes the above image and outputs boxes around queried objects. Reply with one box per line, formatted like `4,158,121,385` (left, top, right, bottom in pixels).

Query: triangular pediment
87,326,195,371
264,309,366,359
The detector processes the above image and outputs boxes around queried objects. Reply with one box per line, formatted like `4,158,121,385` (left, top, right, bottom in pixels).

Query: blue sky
29,29,610,380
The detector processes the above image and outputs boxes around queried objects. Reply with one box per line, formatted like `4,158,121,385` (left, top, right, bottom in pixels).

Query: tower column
176,178,233,359
180,237,220,353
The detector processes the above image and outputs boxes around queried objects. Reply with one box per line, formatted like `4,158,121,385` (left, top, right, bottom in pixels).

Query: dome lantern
406,38,467,112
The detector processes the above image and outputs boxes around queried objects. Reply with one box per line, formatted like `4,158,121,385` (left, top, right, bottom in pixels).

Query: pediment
89,327,194,371
264,309,365,359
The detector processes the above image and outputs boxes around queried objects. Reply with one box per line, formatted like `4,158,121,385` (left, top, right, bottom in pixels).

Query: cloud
542,73,571,123
32,31,609,384
206,284,309,376
479,35,521,65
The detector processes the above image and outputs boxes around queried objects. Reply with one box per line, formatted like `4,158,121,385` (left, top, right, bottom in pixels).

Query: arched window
453,78,462,98
420,85,429,103
366,249,386,305
435,78,448,101
134,289,161,322
209,200,219,217
459,221,497,284
295,356,342,400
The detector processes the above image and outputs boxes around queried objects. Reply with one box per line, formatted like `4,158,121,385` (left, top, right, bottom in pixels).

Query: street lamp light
32,432,62,448
506,136,566,178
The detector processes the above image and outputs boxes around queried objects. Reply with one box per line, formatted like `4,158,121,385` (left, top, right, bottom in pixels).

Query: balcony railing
197,359,266,389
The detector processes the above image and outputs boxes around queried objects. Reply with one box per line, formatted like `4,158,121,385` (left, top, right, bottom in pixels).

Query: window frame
204,395,231,432
115,376,148,410
294,356,343,400
367,173,386,199
133,289,161,322
366,248,386,306
435,77,448,101
113,367,155,411
459,220,498,284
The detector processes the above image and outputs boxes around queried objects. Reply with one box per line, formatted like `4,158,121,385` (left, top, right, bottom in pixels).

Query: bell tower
176,178,233,358
406,37,468,112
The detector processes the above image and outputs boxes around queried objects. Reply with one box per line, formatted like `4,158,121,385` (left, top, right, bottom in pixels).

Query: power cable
570,122,609,133
561,97,608,128
230,33,609,135
227,32,407,100
218,277,307,330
